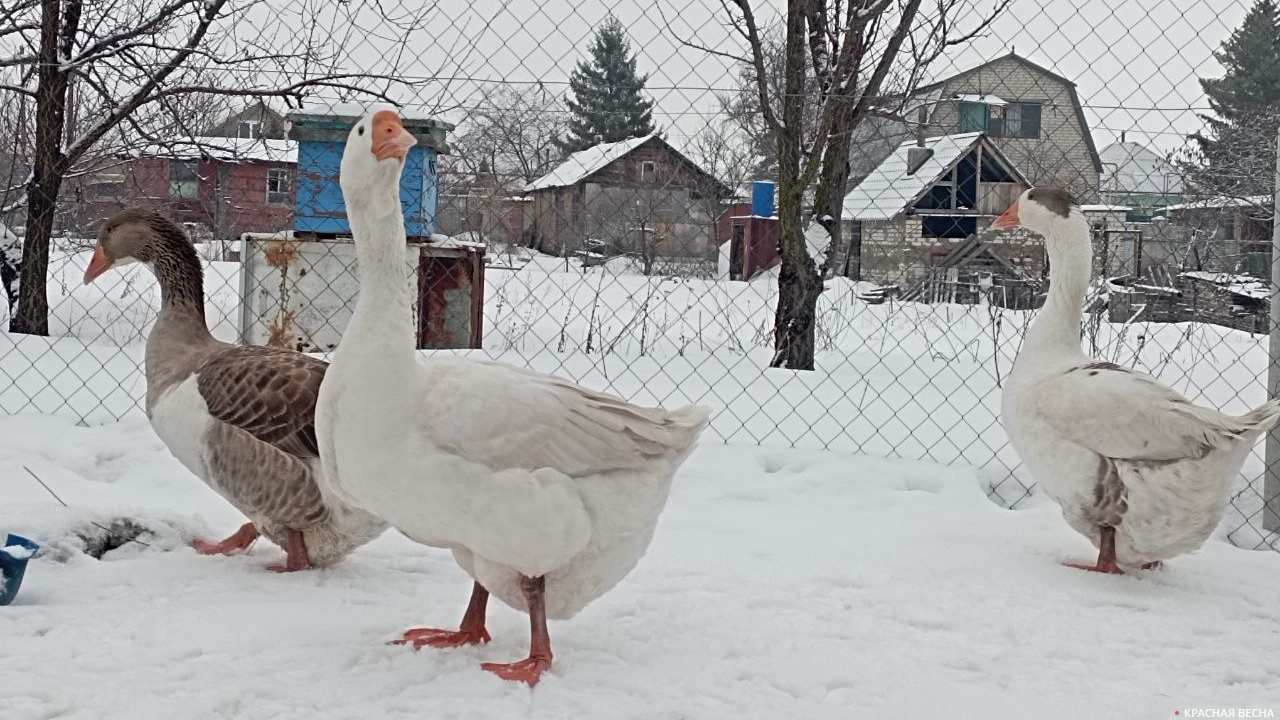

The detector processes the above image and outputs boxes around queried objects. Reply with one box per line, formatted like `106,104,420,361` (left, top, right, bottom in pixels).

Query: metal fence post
1265,126,1280,532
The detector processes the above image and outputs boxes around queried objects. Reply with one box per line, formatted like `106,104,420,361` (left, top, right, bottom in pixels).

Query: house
525,135,732,264
71,102,300,244
1154,195,1273,277
838,131,1035,304
80,136,297,247
1099,134,1183,220
206,100,290,140
850,52,1103,203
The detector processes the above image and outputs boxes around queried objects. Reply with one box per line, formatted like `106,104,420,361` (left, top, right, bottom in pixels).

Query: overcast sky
323,0,1242,157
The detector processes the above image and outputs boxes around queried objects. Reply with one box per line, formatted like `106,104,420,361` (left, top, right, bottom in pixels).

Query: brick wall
927,57,1101,202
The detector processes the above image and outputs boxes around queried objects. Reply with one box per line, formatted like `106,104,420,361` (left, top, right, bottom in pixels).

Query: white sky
313,0,1242,157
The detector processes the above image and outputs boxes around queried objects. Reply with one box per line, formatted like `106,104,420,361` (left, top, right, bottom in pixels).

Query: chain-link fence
1,0,1277,548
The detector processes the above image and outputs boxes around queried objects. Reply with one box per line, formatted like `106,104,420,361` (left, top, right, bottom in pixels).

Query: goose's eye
357,126,365,136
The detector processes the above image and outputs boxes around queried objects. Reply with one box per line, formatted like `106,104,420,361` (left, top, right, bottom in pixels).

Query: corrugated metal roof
841,132,991,221
1099,141,1183,195
526,135,656,191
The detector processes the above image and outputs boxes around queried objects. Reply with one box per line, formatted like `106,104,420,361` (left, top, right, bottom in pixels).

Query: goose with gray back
83,208,388,570
994,187,1280,574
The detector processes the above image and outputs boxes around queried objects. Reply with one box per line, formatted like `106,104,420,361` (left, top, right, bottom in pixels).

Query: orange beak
371,110,417,161
83,244,113,285
991,200,1021,230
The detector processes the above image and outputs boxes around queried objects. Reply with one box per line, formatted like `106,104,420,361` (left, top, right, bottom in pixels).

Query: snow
525,135,656,191
953,92,1008,105
3,412,1280,718
1080,204,1130,212
841,133,1027,221
1,544,33,560
427,233,486,249
4,239,1280,714
126,137,297,163
1163,195,1272,212
1181,271,1271,300
289,102,454,127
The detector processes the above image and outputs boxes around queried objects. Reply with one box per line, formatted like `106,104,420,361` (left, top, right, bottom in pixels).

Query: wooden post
1264,125,1280,532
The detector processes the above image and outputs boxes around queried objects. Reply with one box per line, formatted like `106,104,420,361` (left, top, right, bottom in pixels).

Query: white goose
315,110,710,686
995,187,1280,573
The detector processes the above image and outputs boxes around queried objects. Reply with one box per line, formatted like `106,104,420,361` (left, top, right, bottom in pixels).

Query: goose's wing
196,345,327,458
1032,361,1247,462
419,358,710,477
193,345,330,527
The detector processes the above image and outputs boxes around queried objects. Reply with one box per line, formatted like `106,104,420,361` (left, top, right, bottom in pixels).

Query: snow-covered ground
3,413,1280,719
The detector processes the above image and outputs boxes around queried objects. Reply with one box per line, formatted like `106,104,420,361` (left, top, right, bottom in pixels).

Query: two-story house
836,52,1104,295
850,52,1102,203
75,102,297,246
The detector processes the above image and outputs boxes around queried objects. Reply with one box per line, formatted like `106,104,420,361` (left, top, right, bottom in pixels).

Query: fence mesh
1,0,1278,548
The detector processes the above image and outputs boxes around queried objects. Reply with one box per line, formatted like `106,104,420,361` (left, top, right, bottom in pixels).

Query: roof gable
916,52,1103,175
841,132,1029,220
526,135,731,196
526,135,658,191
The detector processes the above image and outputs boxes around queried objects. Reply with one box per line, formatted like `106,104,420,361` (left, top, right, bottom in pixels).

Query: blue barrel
751,181,776,217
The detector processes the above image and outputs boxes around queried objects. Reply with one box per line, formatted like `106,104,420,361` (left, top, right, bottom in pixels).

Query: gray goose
83,207,388,570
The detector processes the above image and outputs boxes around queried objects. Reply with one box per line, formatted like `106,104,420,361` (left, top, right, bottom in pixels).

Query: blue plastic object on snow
0,533,39,605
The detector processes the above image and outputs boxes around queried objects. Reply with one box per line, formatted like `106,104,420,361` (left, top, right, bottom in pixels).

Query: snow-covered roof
288,102,453,127
1080,204,1130,212
841,132,1026,221
1181,271,1270,300
128,137,297,163
954,93,1007,105
1099,141,1183,195
1162,195,1271,211
526,135,656,191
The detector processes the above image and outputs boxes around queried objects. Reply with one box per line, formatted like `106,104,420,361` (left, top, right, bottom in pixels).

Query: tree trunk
771,187,822,369
9,0,77,335
10,178,60,335
814,99,855,279
769,0,822,371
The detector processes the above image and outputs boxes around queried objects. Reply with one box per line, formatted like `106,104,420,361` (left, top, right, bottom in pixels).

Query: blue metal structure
286,107,453,237
750,180,776,217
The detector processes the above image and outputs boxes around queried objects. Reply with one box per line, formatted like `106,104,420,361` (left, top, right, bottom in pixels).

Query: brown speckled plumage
97,207,385,565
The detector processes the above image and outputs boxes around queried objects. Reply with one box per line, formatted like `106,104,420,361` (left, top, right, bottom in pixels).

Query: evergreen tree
558,16,656,153
1188,0,1280,197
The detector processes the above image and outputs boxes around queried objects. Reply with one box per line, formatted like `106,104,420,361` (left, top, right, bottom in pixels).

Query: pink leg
481,576,553,686
193,522,259,556
266,529,312,572
392,582,492,649
1063,526,1124,574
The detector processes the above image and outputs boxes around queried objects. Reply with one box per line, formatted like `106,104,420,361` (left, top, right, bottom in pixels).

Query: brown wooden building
524,134,732,260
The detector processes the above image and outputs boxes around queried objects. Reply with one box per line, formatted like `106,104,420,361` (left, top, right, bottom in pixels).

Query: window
266,168,291,205
989,102,1041,139
168,161,198,199
238,120,261,139
639,160,656,183
957,100,1041,139
958,101,988,133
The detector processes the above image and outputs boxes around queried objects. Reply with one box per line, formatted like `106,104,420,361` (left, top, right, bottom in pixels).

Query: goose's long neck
341,195,416,368
1025,213,1092,357
150,243,212,342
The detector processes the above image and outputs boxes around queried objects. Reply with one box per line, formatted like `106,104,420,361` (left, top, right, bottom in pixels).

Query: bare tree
674,0,1008,370
0,0,435,335
689,122,753,256
450,84,568,186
